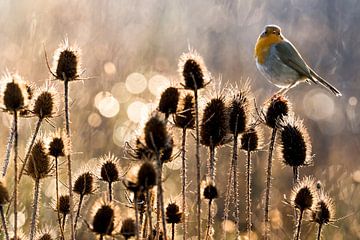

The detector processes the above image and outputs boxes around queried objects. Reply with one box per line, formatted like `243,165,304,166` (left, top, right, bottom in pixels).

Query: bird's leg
277,82,296,96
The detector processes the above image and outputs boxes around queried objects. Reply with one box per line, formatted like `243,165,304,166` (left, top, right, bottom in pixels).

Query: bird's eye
264,31,268,34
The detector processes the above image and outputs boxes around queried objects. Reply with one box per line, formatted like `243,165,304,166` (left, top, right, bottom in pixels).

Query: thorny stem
157,160,167,240
194,87,201,240
62,214,67,231
171,223,175,240
146,189,153,238
295,210,303,240
2,120,15,177
108,182,113,202
13,111,18,240
293,167,299,185
0,206,9,240
29,178,40,240
55,156,65,239
181,128,187,240
205,200,213,240
233,133,240,238
264,128,277,240
74,194,84,232
134,193,140,240
246,150,252,239
317,224,323,240
209,144,215,181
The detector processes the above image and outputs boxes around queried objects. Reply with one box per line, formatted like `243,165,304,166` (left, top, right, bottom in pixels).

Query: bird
254,25,341,96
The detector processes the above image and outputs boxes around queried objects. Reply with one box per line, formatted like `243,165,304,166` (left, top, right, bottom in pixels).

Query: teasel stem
156,158,167,240
317,223,323,240
2,120,14,177
170,222,174,240
13,111,18,240
264,128,277,240
29,178,40,240
222,160,234,239
293,167,299,185
0,205,9,240
205,200,213,240
63,74,75,240
246,149,252,239
108,182,113,202
55,156,65,239
233,133,240,237
142,210,148,239
62,213,67,230
208,144,215,181
146,189,153,239
18,118,43,182
294,210,303,240
181,128,187,240
134,192,140,240
74,194,84,232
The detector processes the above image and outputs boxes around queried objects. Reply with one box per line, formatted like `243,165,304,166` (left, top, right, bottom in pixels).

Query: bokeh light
113,120,135,146
148,74,171,97
104,61,116,75
125,72,147,94
111,82,131,103
98,95,120,118
88,112,102,127
303,90,335,121
127,100,148,123
349,96,358,106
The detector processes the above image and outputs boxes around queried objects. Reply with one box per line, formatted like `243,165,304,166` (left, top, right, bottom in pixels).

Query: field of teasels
0,1,360,240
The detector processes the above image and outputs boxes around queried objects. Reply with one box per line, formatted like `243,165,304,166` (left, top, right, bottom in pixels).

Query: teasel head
178,49,210,90
120,218,136,240
138,161,157,191
52,39,81,81
291,176,317,212
240,124,264,152
1,73,30,112
123,165,141,193
277,116,312,168
127,138,155,161
201,178,218,201
166,202,183,224
98,153,122,185
264,94,291,129
90,199,120,237
73,171,96,197
158,87,180,118
160,136,175,164
26,138,52,180
144,112,171,153
0,180,10,205
311,192,335,225
200,96,229,147
174,93,195,129
56,194,70,217
48,129,70,158
32,85,58,120
35,227,55,240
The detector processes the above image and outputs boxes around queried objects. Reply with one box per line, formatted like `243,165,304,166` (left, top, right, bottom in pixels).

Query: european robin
255,25,341,96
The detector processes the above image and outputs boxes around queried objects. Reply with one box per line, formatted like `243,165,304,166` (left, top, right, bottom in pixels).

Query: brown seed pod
32,87,58,119
166,202,183,224
2,73,29,112
137,162,157,191
144,113,170,152
57,195,70,216
158,87,179,118
27,139,52,180
120,218,136,240
311,193,335,225
99,154,121,184
201,179,218,201
264,94,291,129
52,40,81,81
240,126,263,152
291,177,317,212
228,90,251,135
174,93,195,129
73,172,95,196
92,204,115,235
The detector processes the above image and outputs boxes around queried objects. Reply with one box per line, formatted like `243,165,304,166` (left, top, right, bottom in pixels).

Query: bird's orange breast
255,35,283,64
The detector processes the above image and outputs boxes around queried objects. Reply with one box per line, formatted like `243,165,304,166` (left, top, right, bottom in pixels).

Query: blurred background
0,0,359,239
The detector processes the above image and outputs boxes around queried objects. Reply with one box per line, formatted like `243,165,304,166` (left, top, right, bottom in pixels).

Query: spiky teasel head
264,94,291,129
90,198,120,236
277,116,312,168
174,93,195,129
137,161,157,191
120,218,136,240
200,96,229,147
201,178,218,201
32,85,59,119
35,226,55,240
0,179,10,205
98,153,122,184
178,49,210,90
311,192,335,225
52,39,81,81
160,136,176,164
290,176,317,212
166,202,183,224
158,87,180,118
1,72,30,112
47,129,71,158
26,138,52,180
55,194,70,216
144,112,171,153
240,124,264,152
73,171,96,197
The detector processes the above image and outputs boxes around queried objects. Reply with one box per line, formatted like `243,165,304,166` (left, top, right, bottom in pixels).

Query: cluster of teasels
0,41,336,240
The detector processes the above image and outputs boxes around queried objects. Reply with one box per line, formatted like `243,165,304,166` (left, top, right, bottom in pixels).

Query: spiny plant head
120,218,136,240
201,179,218,201
27,139,52,180
35,227,55,240
32,86,58,119
37,234,53,240
48,129,70,158
160,136,174,164
99,153,121,184
57,194,70,216
291,176,317,212
166,202,183,224
311,193,335,225
52,39,81,81
158,87,179,117
137,161,157,191
1,73,29,112
240,126,263,152
174,93,195,129
200,96,229,147
277,116,312,167
91,200,119,236
264,94,291,128
73,171,95,196
0,180,10,205
228,88,252,135
144,112,171,152
178,49,209,90
123,165,140,193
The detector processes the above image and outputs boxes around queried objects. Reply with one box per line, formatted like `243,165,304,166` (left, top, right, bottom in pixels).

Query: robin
255,25,341,96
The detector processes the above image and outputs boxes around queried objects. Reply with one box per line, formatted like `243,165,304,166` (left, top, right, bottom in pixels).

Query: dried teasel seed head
57,195,70,215
202,179,218,201
200,97,228,147
2,73,29,112
73,172,95,196
99,154,121,184
37,233,53,240
138,162,157,191
174,93,195,129
264,94,291,128
277,116,312,168
160,137,174,164
228,90,251,135
291,177,317,212
144,113,170,152
0,180,10,205
92,204,116,235
311,193,335,225
166,202,183,224
120,218,136,240
178,50,209,90
158,87,180,118
27,139,52,180
240,126,263,152
32,87,58,119
53,40,81,81
48,129,70,158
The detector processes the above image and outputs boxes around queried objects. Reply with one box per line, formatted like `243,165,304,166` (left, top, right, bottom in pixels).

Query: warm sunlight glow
125,72,147,94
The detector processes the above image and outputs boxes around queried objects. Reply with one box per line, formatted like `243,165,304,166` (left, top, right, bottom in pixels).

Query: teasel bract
311,192,335,240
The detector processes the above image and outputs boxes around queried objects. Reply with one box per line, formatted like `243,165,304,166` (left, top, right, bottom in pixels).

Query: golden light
111,82,131,103
303,90,335,121
222,219,236,233
104,61,116,75
88,112,102,127
98,95,120,118
125,72,147,94
113,120,135,147
127,100,148,123
148,74,171,97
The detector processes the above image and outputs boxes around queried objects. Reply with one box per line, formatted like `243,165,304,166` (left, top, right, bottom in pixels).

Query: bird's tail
309,69,342,97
